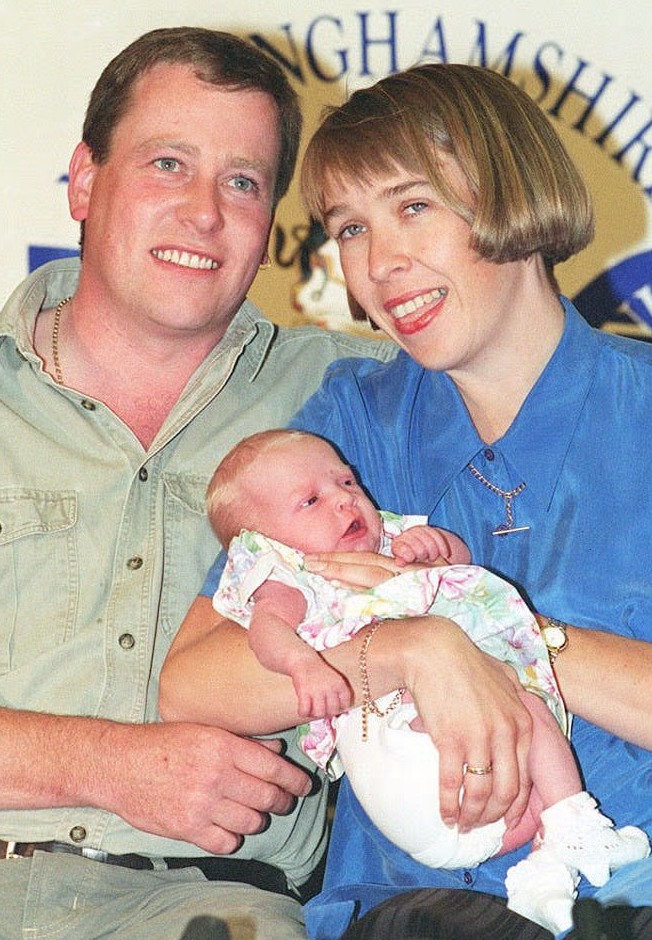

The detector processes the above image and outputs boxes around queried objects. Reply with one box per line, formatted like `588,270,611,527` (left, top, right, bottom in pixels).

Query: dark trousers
340,889,652,939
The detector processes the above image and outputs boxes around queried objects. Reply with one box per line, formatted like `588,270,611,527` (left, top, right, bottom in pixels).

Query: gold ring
464,762,493,776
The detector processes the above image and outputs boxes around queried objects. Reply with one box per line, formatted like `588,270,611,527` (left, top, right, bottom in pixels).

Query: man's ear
259,213,276,267
68,142,97,222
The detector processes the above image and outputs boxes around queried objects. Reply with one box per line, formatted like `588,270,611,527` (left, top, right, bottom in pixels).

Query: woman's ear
67,142,97,222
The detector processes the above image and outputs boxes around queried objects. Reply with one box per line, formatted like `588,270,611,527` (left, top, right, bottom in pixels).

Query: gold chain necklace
467,462,530,536
51,295,72,385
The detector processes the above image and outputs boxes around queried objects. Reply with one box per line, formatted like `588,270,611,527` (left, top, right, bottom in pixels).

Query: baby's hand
292,661,352,720
392,525,466,566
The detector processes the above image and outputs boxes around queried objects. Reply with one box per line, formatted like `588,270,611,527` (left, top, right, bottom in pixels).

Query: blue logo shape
573,250,652,340
28,245,79,273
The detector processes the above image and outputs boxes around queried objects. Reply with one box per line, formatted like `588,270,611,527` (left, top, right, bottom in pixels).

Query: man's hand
98,721,312,854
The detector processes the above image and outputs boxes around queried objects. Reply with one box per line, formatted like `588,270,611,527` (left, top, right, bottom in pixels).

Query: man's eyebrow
134,138,199,156
133,141,272,175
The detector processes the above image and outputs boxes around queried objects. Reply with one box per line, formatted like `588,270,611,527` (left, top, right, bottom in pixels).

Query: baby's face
245,437,382,554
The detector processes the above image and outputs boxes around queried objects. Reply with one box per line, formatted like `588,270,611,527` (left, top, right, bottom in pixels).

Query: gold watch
541,618,569,664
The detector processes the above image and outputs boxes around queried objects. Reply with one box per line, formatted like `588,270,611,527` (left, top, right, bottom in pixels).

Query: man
0,27,392,940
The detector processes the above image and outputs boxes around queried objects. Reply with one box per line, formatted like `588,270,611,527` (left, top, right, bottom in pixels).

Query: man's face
69,63,281,342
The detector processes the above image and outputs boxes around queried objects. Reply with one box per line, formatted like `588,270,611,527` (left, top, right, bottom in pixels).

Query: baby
206,428,649,934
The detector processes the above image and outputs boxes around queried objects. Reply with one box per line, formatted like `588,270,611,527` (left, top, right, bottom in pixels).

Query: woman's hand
306,552,533,829
399,616,533,832
304,550,411,588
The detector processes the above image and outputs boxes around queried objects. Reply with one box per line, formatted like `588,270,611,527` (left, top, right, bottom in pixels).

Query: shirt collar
1,257,274,381
422,297,600,512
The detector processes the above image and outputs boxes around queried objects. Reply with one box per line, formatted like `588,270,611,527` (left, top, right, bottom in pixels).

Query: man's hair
207,429,316,548
83,26,302,208
302,63,593,280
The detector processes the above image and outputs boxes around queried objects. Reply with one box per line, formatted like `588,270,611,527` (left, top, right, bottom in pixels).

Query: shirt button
484,448,495,461
138,467,148,482
80,399,96,411
463,870,473,885
126,556,143,570
69,825,87,843
119,633,136,650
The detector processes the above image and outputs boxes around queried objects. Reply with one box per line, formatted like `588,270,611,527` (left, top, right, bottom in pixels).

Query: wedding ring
464,762,493,776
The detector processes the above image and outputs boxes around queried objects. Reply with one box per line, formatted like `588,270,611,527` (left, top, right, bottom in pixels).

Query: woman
161,65,652,939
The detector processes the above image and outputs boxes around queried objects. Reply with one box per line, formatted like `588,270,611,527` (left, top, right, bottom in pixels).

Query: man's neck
34,295,225,449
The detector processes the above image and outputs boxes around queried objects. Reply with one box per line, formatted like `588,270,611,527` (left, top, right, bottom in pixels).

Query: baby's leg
505,694,650,933
499,689,580,854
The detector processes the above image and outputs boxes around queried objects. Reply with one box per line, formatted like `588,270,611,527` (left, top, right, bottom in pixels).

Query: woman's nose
368,229,410,282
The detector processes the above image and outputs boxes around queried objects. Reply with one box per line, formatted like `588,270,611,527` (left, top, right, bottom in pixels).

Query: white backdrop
2,0,652,336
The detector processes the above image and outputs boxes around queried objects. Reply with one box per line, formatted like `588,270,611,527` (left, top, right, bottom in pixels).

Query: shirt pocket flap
161,474,208,515
0,489,77,545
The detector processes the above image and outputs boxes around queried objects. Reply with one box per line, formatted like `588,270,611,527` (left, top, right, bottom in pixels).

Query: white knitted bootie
506,845,579,935
538,791,650,886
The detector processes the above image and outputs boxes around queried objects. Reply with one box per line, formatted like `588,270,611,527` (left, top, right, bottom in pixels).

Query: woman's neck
451,275,565,444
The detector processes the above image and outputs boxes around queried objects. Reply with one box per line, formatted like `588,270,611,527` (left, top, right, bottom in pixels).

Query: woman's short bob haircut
302,63,594,268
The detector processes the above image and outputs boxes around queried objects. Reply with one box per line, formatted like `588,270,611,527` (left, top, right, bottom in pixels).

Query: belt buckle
80,847,109,863
4,842,21,860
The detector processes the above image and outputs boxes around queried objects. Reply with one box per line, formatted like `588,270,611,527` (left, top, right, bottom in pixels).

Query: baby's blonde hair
207,428,317,547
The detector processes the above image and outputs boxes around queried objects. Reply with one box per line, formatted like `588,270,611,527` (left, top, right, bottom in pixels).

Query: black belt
0,840,292,896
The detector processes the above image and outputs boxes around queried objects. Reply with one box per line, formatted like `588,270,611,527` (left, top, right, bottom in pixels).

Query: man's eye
154,158,180,172
230,176,257,193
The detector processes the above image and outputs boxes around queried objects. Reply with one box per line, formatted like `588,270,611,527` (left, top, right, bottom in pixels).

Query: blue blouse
285,298,652,938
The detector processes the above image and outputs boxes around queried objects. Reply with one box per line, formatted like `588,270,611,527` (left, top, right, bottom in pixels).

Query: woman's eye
405,201,428,215
338,222,365,241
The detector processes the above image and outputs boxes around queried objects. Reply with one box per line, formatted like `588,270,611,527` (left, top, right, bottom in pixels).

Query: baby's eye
301,495,318,508
154,157,181,173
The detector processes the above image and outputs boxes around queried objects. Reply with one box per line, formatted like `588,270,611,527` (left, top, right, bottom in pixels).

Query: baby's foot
539,792,650,886
506,847,578,934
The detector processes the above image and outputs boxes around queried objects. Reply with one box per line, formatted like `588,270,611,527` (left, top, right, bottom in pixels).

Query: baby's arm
392,525,472,567
249,580,352,720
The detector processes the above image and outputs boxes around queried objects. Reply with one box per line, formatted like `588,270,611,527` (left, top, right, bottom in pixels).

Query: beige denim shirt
0,258,393,887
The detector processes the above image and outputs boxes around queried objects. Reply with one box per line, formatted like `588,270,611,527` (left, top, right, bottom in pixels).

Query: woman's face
321,159,534,381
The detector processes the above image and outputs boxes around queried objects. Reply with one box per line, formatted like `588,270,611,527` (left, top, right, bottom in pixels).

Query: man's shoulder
1,258,81,334
270,322,396,365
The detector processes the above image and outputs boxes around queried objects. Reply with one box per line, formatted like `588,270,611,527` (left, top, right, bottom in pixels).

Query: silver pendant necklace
468,462,530,536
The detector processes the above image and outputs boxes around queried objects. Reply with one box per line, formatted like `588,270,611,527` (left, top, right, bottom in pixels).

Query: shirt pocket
159,473,215,641
0,488,78,673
